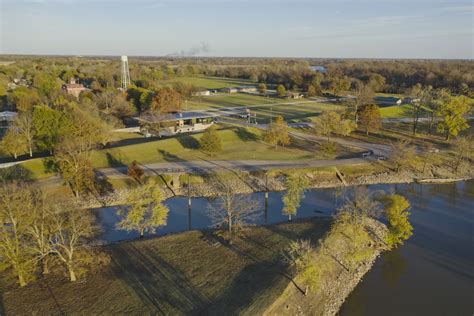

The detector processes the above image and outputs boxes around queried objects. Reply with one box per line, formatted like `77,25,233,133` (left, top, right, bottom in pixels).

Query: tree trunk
18,272,27,287
140,229,144,238
42,258,50,275
366,129,369,137
68,263,77,282
288,214,292,222
14,152,18,159
428,114,435,134
29,146,33,157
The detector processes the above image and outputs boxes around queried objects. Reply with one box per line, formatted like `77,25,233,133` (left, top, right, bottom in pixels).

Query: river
94,181,474,315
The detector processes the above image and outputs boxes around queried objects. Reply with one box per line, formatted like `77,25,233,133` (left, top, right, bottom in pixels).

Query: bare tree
207,173,260,241
49,204,95,282
389,140,416,173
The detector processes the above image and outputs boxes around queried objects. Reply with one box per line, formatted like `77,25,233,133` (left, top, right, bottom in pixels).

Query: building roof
137,111,218,123
0,111,17,121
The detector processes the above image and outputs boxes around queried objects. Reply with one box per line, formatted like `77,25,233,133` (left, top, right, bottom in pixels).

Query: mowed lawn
2,218,332,315
186,93,292,111
160,76,254,90
19,126,318,179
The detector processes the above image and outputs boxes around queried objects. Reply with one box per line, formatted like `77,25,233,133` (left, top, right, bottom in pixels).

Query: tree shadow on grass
110,242,207,315
205,261,288,315
234,127,259,142
106,153,127,168
157,149,186,163
176,135,200,150
0,164,34,182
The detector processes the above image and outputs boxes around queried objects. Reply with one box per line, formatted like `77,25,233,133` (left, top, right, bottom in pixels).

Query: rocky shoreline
83,162,474,209
264,218,388,316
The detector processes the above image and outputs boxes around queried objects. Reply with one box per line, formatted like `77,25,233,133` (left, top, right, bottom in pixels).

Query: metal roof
137,111,218,123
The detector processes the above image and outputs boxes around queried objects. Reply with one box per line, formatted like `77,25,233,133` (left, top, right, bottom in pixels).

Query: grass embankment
18,125,324,180
2,219,332,315
266,216,388,315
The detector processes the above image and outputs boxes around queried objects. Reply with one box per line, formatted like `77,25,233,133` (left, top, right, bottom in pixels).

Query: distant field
186,93,284,110
379,104,432,118
1,218,332,315
160,76,253,90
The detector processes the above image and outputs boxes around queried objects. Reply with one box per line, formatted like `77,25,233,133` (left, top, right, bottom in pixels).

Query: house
7,78,29,90
222,87,238,94
286,92,304,99
237,86,258,93
63,78,86,98
0,111,17,132
137,111,217,137
192,90,211,97
401,97,421,105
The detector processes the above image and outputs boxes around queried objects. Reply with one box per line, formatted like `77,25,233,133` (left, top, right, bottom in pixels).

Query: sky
0,0,473,59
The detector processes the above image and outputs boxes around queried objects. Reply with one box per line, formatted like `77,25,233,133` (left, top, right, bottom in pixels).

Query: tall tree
311,111,356,142
437,96,472,140
199,125,223,155
151,87,182,113
2,127,26,159
282,173,309,221
208,173,259,241
117,179,169,237
276,84,286,98
49,204,95,282
14,111,35,157
358,104,382,136
263,116,290,148
389,140,416,173
0,183,37,287
349,81,374,123
380,194,412,249
407,83,432,136
32,105,66,154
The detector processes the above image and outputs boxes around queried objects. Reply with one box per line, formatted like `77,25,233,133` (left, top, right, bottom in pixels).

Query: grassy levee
17,126,324,180
2,219,332,315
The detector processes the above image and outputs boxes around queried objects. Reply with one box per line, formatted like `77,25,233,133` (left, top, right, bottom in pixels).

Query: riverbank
81,159,474,208
265,217,388,315
1,218,331,315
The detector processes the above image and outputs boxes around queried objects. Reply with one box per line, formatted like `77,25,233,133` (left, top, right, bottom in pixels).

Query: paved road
96,157,368,178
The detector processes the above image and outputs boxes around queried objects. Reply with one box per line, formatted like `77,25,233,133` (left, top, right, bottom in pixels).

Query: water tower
121,55,130,90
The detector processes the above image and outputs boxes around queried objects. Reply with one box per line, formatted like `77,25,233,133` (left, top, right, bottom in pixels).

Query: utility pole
188,174,192,230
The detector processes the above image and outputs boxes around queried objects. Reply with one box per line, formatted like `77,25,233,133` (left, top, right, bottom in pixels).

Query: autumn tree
49,204,95,282
2,127,26,159
282,172,310,221
276,84,286,98
330,75,351,100
0,183,38,287
117,179,169,237
263,116,290,148
200,125,222,155
311,111,356,142
358,104,382,136
437,95,472,140
13,111,35,157
8,87,41,112
389,140,416,173
349,81,374,123
32,105,66,154
380,194,412,249
151,87,182,113
128,160,145,183
258,83,267,94
407,83,432,135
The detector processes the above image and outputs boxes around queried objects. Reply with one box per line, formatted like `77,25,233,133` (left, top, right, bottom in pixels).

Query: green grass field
379,104,432,118
161,76,253,90
1,218,332,315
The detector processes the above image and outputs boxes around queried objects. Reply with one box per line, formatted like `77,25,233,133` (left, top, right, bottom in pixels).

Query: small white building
138,112,217,137
192,90,211,97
